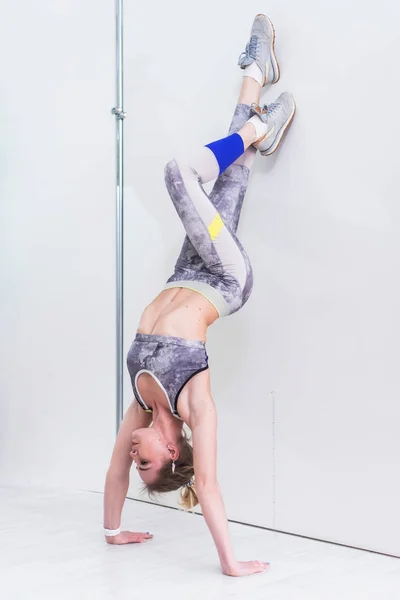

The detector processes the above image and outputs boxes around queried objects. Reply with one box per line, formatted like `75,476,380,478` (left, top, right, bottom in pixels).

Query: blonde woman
103,14,295,577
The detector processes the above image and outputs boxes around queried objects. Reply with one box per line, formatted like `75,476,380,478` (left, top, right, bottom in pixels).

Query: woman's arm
103,400,153,545
190,397,236,568
186,373,268,576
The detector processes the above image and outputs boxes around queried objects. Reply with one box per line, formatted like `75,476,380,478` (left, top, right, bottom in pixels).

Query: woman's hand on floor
221,560,270,577
105,531,153,545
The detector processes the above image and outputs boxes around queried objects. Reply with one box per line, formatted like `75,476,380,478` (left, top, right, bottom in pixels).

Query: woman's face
130,428,171,484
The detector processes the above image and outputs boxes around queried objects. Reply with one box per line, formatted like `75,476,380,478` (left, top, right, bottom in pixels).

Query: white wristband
103,526,121,536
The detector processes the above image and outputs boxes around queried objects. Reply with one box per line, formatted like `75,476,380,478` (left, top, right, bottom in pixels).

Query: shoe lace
266,102,279,116
239,35,260,61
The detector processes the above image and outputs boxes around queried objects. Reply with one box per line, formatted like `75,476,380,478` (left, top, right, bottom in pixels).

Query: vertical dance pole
112,0,126,433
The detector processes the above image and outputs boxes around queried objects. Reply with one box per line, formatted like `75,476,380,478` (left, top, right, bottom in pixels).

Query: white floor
0,487,399,600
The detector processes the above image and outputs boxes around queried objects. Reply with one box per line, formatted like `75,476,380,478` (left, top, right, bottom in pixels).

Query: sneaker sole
260,100,296,156
257,14,280,85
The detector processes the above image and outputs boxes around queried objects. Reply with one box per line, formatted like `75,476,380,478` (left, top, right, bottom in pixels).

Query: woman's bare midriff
137,288,219,341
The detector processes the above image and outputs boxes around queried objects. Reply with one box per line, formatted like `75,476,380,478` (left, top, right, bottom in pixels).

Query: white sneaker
252,92,296,156
238,14,280,86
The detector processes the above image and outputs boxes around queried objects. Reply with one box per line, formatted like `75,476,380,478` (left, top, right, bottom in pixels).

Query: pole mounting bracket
112,107,127,120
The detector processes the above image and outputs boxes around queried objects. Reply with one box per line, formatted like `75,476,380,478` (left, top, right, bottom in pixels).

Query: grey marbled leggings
164,104,254,317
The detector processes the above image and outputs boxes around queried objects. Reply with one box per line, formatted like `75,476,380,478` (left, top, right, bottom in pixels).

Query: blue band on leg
205,133,245,174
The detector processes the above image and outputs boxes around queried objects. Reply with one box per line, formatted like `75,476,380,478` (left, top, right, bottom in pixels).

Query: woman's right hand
221,560,270,577
105,531,153,545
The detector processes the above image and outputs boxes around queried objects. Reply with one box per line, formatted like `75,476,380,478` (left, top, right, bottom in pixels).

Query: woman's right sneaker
251,92,296,156
238,14,280,86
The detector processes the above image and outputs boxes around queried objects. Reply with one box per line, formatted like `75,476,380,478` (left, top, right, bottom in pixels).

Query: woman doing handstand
103,14,295,577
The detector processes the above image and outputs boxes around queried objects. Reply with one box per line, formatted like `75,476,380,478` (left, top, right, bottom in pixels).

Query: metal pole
112,0,126,433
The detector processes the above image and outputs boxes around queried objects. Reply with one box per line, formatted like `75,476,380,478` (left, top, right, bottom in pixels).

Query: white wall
123,1,400,556
1,0,398,559
0,1,116,491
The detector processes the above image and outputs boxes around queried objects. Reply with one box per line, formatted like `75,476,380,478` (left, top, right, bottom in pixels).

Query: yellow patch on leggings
208,213,224,241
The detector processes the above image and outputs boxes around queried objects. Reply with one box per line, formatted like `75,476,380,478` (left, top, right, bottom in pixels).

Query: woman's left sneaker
238,14,280,86
251,92,296,156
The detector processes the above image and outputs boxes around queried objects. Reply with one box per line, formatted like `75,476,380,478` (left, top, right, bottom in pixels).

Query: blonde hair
144,433,199,510
179,479,198,511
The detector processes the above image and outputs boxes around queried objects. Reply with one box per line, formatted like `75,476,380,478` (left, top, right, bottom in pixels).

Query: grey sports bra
127,333,209,419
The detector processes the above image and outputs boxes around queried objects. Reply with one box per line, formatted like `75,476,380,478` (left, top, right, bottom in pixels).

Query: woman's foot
238,14,280,86
222,560,270,577
251,92,296,156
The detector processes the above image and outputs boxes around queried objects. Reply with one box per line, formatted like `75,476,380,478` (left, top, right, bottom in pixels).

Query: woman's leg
208,77,261,233
165,14,295,315
169,15,272,274
230,77,260,170
164,89,295,316
164,115,266,311
169,76,261,275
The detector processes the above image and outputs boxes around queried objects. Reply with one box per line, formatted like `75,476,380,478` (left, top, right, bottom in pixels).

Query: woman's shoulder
178,369,214,425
